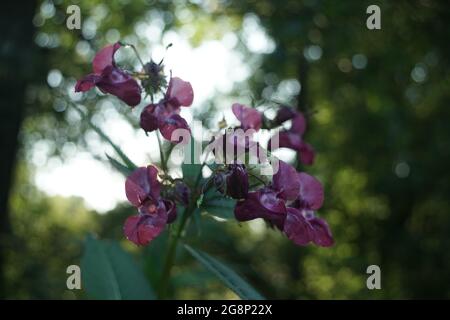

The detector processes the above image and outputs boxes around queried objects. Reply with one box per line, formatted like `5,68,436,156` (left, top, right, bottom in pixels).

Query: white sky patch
35,152,125,212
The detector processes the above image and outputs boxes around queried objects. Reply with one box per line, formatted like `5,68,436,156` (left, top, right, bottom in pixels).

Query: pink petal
298,172,324,210
269,131,302,152
159,114,190,143
272,161,301,201
96,66,141,107
166,77,194,107
92,42,121,75
309,217,334,247
125,166,161,207
123,206,167,246
75,74,101,92
284,207,313,246
232,103,262,131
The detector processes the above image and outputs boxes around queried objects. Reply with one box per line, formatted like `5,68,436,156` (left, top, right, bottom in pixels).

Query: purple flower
269,110,315,165
226,164,249,199
234,161,333,247
232,103,262,132
75,43,141,107
123,165,177,246
140,77,193,143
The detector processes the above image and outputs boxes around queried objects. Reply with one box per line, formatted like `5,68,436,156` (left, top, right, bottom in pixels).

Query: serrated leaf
184,245,265,300
81,235,155,300
106,154,133,177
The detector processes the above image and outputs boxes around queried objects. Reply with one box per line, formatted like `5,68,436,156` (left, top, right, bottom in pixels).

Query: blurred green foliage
4,0,450,299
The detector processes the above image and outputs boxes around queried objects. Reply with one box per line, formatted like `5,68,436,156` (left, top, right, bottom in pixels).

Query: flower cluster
76,43,332,248
123,165,191,245
76,42,193,143
75,43,142,106
123,166,178,245
211,104,333,247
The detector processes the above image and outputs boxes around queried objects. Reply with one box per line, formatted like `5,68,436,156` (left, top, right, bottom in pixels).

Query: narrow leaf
106,154,133,177
201,189,236,220
72,104,137,170
81,235,155,300
184,245,265,300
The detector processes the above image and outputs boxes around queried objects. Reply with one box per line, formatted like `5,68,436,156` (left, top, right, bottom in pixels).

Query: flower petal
159,114,190,143
299,142,315,165
92,42,121,74
269,131,302,153
163,199,178,224
284,207,313,246
308,217,334,247
96,66,141,106
235,188,286,228
226,164,249,199
140,104,160,132
166,77,194,107
272,161,301,201
298,172,324,210
290,113,307,135
75,74,101,92
274,106,297,126
232,103,262,131
123,207,167,246
125,166,161,207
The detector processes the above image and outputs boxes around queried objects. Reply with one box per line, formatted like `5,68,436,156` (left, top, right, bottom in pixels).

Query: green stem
156,132,166,171
158,198,196,299
158,145,209,298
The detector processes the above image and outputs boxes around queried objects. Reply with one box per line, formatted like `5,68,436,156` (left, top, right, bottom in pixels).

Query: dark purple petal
163,199,177,224
272,161,301,201
140,104,160,132
290,113,307,134
159,114,190,143
235,188,286,228
269,131,302,153
75,74,101,92
299,142,315,165
284,207,313,246
259,188,287,215
226,164,249,199
92,42,121,74
298,172,324,210
125,166,161,207
232,103,262,131
234,192,266,222
173,181,190,206
166,77,194,107
123,204,167,246
96,66,141,106
308,216,334,247
274,106,297,126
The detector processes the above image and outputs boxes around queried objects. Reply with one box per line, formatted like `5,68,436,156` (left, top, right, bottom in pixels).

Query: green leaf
72,104,137,170
81,235,155,300
201,189,236,220
106,154,133,177
184,245,265,300
182,163,203,188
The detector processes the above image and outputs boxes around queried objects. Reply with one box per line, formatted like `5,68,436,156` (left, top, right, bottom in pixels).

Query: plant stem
158,157,206,298
127,44,146,69
158,198,196,299
156,132,166,171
